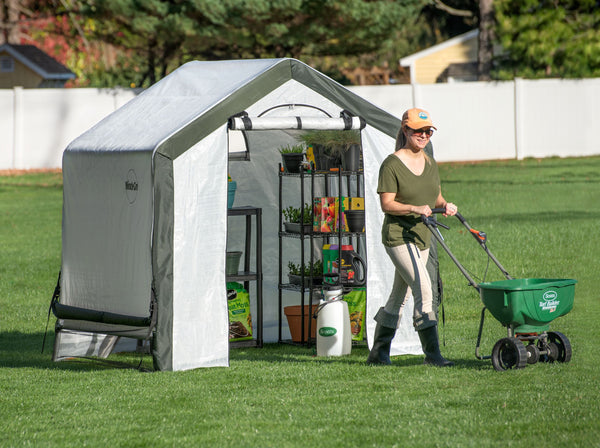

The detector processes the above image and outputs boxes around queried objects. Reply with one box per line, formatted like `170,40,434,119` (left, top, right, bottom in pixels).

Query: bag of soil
227,282,253,341
343,287,366,341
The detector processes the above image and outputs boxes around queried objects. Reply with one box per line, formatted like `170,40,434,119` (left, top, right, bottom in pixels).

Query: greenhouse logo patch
125,169,138,204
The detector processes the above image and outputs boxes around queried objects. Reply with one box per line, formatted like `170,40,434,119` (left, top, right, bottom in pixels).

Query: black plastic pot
313,144,340,171
281,153,304,173
342,144,361,172
345,209,365,233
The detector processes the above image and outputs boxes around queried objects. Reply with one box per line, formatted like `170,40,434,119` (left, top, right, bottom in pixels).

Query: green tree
493,0,600,79
72,0,422,87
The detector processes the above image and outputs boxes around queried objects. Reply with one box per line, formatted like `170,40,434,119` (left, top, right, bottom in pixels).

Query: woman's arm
379,192,433,217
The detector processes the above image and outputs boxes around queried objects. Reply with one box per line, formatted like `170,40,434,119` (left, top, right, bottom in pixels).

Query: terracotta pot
284,304,318,342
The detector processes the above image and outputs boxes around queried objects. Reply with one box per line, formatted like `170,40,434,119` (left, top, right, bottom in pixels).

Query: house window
0,56,15,72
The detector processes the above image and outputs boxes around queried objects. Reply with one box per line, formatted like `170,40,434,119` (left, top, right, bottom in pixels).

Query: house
399,29,479,84
0,44,75,88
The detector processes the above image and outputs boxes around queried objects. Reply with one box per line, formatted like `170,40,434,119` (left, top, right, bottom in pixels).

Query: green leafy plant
299,130,360,155
278,144,305,154
282,203,312,224
287,260,323,277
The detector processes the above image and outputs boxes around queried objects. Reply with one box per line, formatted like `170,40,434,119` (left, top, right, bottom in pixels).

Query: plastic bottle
316,287,352,356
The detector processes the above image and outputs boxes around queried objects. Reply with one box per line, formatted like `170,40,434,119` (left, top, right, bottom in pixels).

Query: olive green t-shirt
377,154,441,249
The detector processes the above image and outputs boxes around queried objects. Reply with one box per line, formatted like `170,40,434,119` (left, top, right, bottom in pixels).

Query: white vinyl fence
1,78,599,170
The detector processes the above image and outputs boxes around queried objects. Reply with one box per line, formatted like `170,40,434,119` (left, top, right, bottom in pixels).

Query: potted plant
279,144,305,173
282,203,312,234
299,130,362,172
287,260,323,287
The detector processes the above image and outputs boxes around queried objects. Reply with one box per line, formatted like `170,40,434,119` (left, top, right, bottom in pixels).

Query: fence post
514,77,524,160
12,86,23,170
411,82,422,109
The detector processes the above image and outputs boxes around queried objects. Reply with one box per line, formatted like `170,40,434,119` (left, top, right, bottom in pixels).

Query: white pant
383,243,437,330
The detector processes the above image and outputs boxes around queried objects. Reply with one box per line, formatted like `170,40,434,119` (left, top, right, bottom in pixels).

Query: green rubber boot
417,325,454,367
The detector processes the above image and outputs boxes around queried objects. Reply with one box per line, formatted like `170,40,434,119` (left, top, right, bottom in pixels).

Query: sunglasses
408,127,434,137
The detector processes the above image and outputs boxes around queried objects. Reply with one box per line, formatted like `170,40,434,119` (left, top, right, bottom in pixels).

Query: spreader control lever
470,229,487,243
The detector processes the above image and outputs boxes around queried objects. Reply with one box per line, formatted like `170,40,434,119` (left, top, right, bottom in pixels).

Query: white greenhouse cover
56,58,424,371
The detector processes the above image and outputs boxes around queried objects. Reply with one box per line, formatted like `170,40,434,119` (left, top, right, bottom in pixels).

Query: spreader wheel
525,343,540,364
491,337,528,371
547,331,572,363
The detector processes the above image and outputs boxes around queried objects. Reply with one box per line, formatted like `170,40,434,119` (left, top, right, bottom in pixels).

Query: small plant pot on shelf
227,181,237,209
344,210,365,233
342,144,362,172
226,251,243,275
312,144,340,171
284,304,318,342
288,274,323,288
281,153,305,173
284,222,312,234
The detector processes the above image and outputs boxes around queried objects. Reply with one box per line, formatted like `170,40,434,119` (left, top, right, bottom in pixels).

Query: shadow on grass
1,332,491,372
0,331,148,372
230,343,491,370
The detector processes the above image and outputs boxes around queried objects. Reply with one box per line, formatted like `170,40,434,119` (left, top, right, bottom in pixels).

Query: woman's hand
444,202,458,217
413,204,432,217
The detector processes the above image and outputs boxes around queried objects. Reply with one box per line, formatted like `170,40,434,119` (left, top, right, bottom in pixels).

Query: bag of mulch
227,282,253,341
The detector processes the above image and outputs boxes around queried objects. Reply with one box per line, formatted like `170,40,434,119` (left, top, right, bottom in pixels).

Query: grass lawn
0,158,599,447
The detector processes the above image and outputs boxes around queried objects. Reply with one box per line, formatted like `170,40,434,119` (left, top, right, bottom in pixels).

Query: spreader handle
431,208,447,214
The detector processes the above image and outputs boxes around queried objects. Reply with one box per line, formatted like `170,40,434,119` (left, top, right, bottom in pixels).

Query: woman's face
405,126,433,150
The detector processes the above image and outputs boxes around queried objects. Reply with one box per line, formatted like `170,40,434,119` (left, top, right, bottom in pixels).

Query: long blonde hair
395,126,430,163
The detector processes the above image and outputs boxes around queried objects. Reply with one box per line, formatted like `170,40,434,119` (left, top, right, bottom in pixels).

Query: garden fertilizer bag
343,287,366,341
227,282,253,341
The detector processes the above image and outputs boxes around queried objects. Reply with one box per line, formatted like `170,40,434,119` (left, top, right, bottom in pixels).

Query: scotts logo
539,290,559,312
125,169,138,204
319,327,337,337
418,112,428,119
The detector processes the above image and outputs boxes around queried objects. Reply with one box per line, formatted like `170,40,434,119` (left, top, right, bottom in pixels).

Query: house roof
0,44,75,80
398,29,478,84
399,29,479,67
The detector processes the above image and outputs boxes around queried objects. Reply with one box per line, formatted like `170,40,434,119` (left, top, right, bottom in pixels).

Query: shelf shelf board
279,282,323,292
279,170,364,178
226,271,258,282
280,231,365,239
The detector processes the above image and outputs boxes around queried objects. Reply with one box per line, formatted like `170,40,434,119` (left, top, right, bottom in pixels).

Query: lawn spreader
423,209,576,371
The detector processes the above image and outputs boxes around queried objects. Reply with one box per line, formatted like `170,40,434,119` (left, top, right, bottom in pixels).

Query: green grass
1,158,599,447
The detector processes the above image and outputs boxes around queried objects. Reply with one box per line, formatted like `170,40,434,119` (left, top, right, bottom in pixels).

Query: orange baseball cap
402,108,437,130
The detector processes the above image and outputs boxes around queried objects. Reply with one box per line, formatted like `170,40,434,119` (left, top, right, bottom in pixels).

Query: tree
0,0,21,44
477,0,494,81
493,0,600,79
427,0,495,81
66,0,422,87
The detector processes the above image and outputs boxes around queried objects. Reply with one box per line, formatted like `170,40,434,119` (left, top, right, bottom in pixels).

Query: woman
367,108,457,367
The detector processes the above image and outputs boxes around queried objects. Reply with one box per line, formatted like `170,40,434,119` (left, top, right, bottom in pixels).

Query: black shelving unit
227,206,263,348
277,167,365,346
